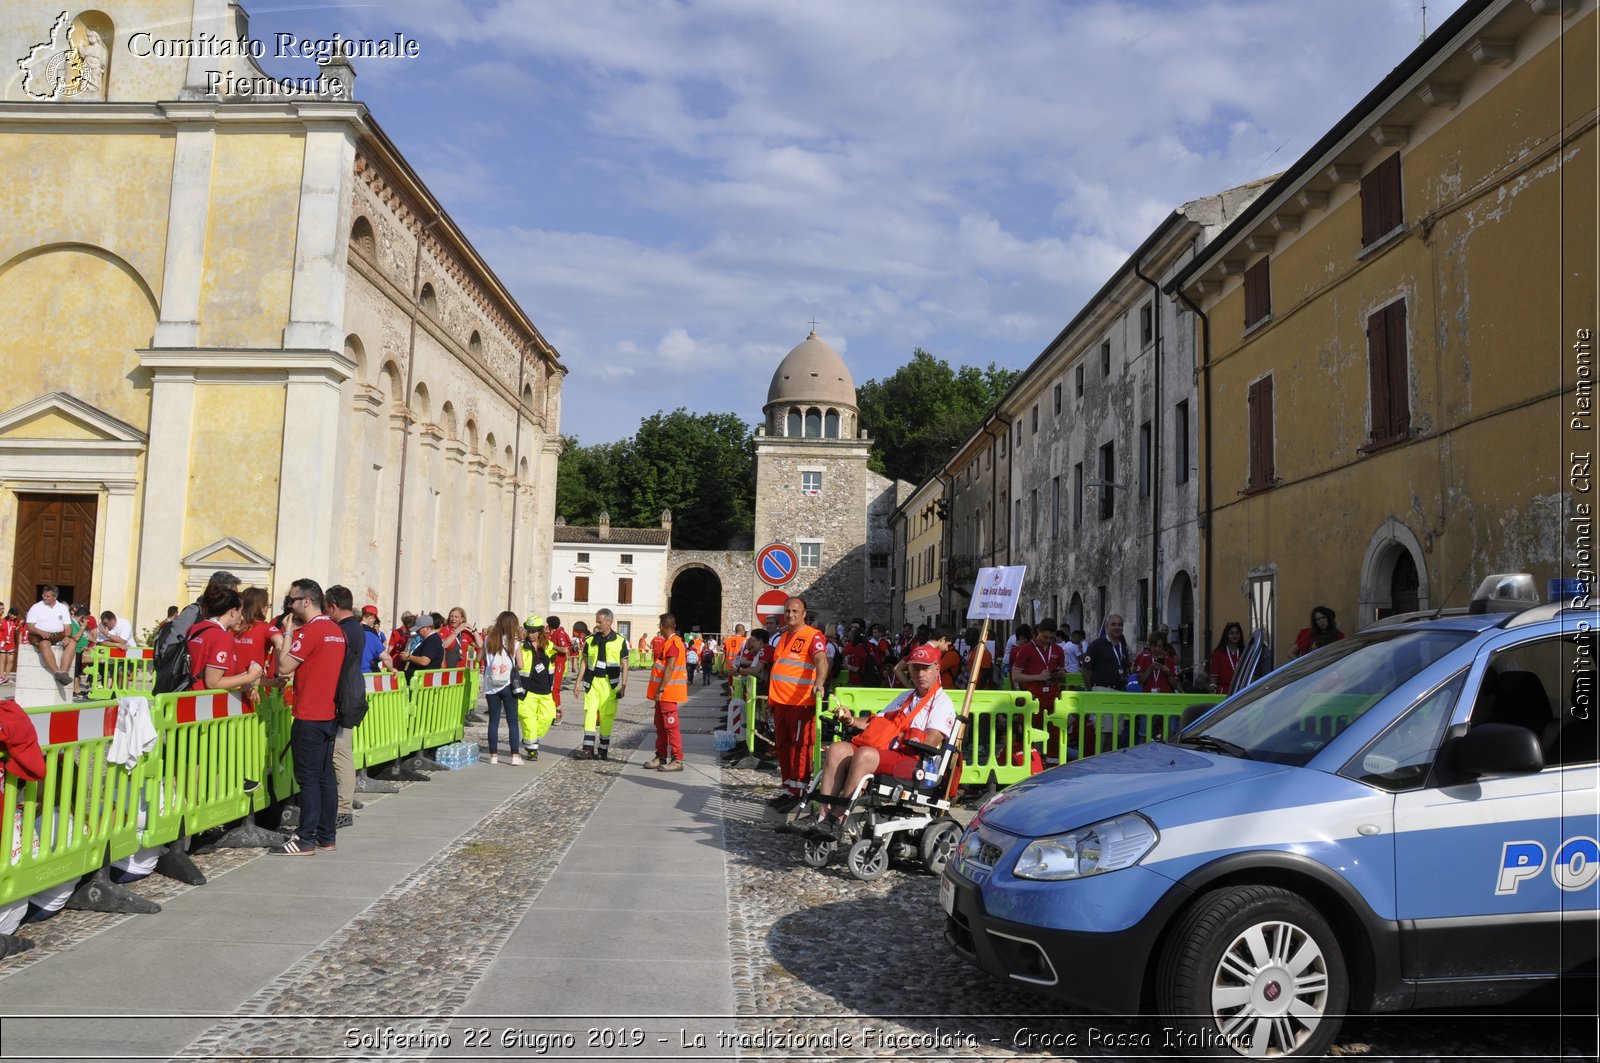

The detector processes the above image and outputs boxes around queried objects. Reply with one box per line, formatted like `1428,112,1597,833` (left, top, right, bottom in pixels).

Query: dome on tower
766,331,856,409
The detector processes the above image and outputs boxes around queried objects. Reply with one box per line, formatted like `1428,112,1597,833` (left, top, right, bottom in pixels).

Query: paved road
0,682,1589,1061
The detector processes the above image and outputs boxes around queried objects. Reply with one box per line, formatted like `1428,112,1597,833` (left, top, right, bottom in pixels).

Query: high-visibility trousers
583,676,620,737
518,691,558,742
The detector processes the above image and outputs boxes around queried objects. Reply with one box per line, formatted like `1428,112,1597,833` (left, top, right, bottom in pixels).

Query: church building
0,1,562,631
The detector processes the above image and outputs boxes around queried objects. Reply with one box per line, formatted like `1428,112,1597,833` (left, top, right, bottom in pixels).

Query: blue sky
248,0,1467,444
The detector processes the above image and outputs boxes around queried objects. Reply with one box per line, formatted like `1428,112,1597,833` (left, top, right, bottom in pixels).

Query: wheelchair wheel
919,819,962,876
801,837,836,868
847,837,889,881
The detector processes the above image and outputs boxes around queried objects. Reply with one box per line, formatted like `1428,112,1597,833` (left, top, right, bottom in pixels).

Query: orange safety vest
724,633,745,667
768,624,823,707
646,634,689,704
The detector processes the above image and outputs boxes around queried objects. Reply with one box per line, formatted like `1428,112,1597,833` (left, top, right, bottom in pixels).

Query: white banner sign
967,565,1027,621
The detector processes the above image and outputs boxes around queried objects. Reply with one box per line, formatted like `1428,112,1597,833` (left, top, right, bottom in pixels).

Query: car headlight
1011,813,1158,880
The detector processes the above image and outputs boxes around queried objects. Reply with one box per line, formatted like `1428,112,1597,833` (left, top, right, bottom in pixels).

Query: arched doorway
1166,571,1195,668
1359,518,1429,627
669,566,723,635
1066,592,1084,636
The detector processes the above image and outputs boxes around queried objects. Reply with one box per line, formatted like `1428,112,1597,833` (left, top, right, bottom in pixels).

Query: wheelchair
794,710,967,881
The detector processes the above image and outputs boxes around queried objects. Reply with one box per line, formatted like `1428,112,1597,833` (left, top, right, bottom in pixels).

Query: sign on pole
755,543,798,587
755,588,788,621
967,565,1027,621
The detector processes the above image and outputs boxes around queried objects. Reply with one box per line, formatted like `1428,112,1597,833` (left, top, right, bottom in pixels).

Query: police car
943,578,1596,1057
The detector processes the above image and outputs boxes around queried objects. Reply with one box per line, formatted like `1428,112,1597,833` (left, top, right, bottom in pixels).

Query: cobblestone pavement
3,682,1592,1061
717,762,1589,1062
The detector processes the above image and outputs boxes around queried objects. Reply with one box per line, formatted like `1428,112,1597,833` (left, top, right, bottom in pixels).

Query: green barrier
958,689,1046,789
1,700,146,907
86,646,155,699
353,672,408,769
142,689,266,847
1045,690,1227,760
252,686,298,808
409,667,469,750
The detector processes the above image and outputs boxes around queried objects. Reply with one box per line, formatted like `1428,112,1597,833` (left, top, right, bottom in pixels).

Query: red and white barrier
418,668,465,688
30,704,119,746
173,691,248,723
366,673,403,694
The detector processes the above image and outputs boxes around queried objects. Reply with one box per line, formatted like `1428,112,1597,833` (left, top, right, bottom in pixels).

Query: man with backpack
152,570,240,695
325,586,369,830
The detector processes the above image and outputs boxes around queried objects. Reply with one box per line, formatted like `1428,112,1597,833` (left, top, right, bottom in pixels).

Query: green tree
554,434,622,526
857,349,1018,485
555,410,755,550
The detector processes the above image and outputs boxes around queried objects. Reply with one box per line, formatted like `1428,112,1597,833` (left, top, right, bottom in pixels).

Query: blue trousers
291,717,338,845
485,688,522,754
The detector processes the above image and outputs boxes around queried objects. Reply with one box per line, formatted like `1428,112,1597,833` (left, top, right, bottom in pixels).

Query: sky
246,0,1469,444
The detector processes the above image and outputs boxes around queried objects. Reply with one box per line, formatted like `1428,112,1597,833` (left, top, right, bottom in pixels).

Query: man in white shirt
1061,628,1085,674
25,586,74,684
97,610,135,649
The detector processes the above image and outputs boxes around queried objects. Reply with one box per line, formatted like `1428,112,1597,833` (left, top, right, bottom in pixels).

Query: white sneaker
510,755,524,766
490,753,499,764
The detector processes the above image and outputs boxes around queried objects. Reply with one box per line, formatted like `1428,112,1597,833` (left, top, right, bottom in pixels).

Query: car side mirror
1179,703,1215,733
1448,723,1544,776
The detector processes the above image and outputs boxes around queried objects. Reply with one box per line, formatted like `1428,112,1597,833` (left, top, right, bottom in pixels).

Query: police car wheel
846,838,889,881
1156,885,1348,1058
918,819,962,876
801,838,835,868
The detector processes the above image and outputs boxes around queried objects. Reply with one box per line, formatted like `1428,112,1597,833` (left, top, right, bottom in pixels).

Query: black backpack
151,615,197,695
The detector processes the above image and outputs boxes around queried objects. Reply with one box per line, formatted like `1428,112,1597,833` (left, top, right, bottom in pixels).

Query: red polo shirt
287,615,346,721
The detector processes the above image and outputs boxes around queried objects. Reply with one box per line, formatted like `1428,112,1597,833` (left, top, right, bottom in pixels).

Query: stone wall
753,436,870,627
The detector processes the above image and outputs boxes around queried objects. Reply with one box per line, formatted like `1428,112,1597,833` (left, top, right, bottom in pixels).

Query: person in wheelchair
797,643,956,841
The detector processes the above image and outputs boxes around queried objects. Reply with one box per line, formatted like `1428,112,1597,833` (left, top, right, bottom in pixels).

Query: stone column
283,122,359,351
135,368,196,626
99,481,138,619
532,434,563,605
151,106,216,348
272,367,349,586
411,425,443,605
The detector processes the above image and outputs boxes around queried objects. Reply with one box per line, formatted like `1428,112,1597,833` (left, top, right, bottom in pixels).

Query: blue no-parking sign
756,543,798,586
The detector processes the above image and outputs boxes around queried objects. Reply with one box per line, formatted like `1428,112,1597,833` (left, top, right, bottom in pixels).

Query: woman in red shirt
1134,628,1180,693
0,607,18,683
440,606,478,669
1208,621,1246,693
188,585,263,692
231,587,274,706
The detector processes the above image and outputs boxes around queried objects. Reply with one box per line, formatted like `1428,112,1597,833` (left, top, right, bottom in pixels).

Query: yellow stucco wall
0,129,173,303
197,131,304,348
0,245,158,431
183,384,286,561
1201,9,1594,644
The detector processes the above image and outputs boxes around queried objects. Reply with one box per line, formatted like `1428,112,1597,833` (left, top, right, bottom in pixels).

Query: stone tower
752,331,899,627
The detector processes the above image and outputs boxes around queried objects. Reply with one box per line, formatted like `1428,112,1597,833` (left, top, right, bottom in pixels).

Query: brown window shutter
1361,170,1379,246
1258,376,1275,484
1385,300,1410,436
1367,307,1391,440
1248,377,1275,489
1381,154,1403,234
1244,258,1270,327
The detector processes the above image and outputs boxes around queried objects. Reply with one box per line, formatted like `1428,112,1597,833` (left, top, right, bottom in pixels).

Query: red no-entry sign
755,589,788,621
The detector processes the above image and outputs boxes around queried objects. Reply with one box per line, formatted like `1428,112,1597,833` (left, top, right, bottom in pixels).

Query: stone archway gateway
669,565,723,635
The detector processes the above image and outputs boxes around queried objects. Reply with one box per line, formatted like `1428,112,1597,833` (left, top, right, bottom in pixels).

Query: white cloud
298,0,1468,441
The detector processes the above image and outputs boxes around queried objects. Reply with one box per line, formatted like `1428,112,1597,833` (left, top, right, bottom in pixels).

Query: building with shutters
0,0,563,629
548,512,671,646
1168,0,1595,653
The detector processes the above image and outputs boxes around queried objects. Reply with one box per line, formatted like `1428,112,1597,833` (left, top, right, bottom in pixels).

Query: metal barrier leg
66,867,161,914
372,758,429,783
155,844,207,884
401,750,447,773
354,767,401,793
215,814,286,850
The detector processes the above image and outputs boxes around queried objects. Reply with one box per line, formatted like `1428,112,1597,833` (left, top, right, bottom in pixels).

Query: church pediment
0,392,146,450
180,537,273,596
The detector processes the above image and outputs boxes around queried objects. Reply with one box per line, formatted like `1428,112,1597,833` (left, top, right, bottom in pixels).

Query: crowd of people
0,589,137,697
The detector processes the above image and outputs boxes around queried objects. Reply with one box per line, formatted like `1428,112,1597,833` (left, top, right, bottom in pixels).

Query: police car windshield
1186,628,1475,766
